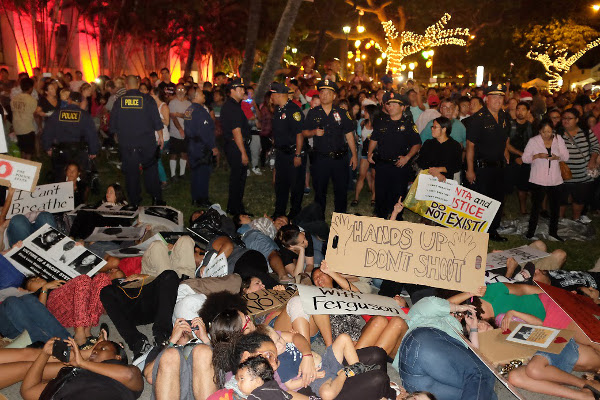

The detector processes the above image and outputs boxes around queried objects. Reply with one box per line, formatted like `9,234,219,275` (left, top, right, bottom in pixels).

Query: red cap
427,95,440,106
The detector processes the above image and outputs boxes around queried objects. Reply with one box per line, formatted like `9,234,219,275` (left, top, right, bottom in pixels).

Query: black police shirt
109,89,163,147
220,97,251,143
371,114,421,161
273,100,304,148
466,106,510,163
303,105,355,152
42,103,100,154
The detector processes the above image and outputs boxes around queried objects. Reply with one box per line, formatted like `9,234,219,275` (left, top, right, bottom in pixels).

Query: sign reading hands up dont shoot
325,213,488,292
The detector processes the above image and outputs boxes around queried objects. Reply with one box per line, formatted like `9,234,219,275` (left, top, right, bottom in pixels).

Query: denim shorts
535,338,579,372
242,230,279,263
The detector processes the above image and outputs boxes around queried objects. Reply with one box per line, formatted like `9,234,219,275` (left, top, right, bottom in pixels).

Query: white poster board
0,115,7,153
68,203,139,219
0,154,41,191
139,206,184,231
85,226,146,242
297,284,408,318
5,224,106,280
486,245,550,271
105,233,162,258
415,174,459,205
200,252,228,278
7,182,74,218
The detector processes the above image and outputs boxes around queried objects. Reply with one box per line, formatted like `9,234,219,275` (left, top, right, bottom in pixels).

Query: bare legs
355,316,407,357
354,160,375,203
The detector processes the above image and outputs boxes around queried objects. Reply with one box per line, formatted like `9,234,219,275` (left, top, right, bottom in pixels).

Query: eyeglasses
562,117,575,121
241,314,252,332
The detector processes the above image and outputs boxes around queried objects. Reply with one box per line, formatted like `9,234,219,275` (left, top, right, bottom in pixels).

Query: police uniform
466,84,510,238
42,93,99,181
370,92,421,219
184,102,215,206
271,82,305,219
303,79,355,215
221,78,251,215
109,88,164,207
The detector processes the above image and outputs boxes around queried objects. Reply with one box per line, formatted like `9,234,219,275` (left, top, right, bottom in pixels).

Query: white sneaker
577,215,592,224
252,167,262,175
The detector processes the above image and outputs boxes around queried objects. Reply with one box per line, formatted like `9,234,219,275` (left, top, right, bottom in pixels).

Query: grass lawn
57,149,600,271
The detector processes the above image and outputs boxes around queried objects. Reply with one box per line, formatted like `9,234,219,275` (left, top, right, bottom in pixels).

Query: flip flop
99,322,110,341
584,384,600,400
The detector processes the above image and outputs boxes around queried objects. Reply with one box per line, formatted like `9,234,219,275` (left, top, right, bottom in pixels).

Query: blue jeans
399,327,497,400
0,294,70,343
7,212,57,247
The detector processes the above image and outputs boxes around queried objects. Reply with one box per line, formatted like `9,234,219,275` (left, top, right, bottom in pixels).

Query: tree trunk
254,0,303,105
184,23,199,78
240,0,262,84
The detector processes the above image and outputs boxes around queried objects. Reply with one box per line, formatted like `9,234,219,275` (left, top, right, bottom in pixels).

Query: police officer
184,89,218,207
303,79,357,217
42,92,99,181
109,75,164,208
221,78,251,215
270,82,305,219
465,84,510,242
368,92,421,219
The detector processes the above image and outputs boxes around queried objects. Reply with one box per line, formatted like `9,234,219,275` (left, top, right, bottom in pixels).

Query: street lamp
593,4,600,11
357,25,365,33
342,26,351,78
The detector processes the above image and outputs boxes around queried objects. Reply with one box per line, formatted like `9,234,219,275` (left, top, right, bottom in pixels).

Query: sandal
584,384,600,399
79,336,97,350
343,362,380,377
99,323,110,342
350,200,359,207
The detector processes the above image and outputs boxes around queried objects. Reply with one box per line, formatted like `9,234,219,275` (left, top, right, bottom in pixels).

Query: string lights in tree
527,38,600,92
381,13,469,72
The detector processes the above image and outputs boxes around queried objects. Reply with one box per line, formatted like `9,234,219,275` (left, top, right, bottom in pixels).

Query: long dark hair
363,104,382,128
106,183,127,205
274,224,301,248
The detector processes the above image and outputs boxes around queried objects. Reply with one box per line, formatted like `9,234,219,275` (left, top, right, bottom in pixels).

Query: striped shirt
563,129,600,183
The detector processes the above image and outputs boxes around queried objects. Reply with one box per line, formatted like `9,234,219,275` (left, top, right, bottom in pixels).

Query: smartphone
52,340,70,363
185,320,199,330
42,72,52,78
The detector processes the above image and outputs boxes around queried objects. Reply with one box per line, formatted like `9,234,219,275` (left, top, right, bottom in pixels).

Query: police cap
69,91,83,103
226,78,245,92
485,84,506,96
382,91,406,105
317,79,338,92
270,82,290,94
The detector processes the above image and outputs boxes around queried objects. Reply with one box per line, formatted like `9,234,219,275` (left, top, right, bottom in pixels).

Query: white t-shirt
169,98,191,139
157,102,170,142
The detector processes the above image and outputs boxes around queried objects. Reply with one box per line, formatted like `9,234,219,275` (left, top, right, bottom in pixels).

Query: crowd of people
0,59,599,400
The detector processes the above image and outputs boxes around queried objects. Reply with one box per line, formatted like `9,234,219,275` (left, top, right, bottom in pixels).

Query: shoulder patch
293,112,301,121
413,124,418,133
346,111,352,120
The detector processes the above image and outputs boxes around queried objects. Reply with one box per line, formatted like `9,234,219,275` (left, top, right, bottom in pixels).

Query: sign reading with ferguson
325,213,488,293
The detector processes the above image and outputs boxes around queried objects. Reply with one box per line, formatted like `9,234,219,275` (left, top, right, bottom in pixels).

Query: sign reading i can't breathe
325,213,488,293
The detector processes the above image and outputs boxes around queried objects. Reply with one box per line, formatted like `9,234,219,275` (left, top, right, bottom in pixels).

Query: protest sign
139,206,184,231
5,224,106,280
200,252,228,278
105,234,162,258
536,281,600,343
69,203,139,219
0,154,41,191
478,321,574,366
486,245,549,271
404,171,501,233
297,284,408,318
243,288,297,316
6,182,74,218
85,226,146,242
415,173,459,205
325,213,487,293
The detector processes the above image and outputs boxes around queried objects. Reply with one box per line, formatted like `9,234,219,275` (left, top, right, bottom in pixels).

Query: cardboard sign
243,288,297,316
415,173,459,205
404,171,501,233
139,206,184,231
85,226,146,242
479,322,574,366
5,224,106,280
536,281,600,343
0,154,41,191
297,284,408,317
6,182,74,218
486,245,549,271
201,252,228,278
326,213,487,293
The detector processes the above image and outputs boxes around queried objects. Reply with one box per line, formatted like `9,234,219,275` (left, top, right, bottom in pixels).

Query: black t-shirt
40,360,141,400
466,107,510,163
417,137,462,177
272,100,304,148
279,233,314,266
303,105,355,152
220,97,251,142
38,96,58,114
371,115,421,160
509,121,533,161
548,270,600,292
